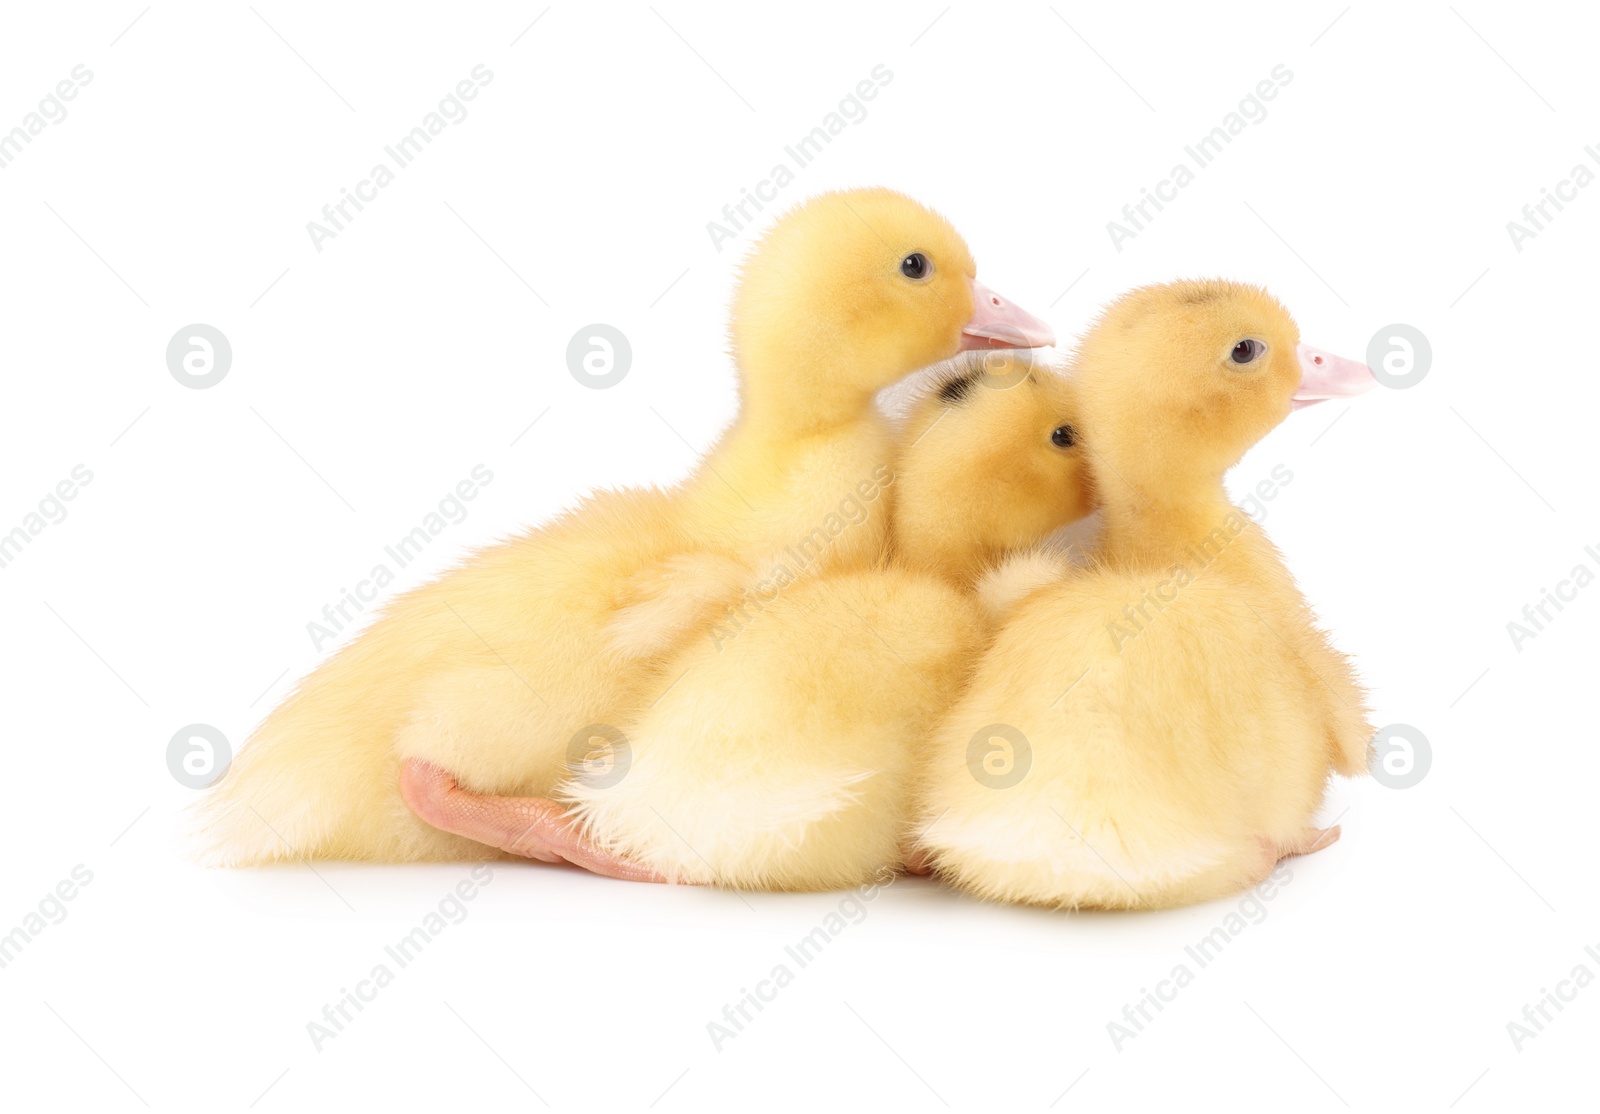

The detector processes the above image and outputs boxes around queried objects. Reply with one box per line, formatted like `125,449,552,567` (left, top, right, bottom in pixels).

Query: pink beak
1293,344,1377,410
959,278,1056,350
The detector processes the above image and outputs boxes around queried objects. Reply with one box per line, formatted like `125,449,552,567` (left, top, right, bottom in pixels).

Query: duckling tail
186,718,344,866
185,663,415,865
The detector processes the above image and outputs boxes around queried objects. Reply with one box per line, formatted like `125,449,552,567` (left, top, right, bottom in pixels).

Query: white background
1,2,1595,1111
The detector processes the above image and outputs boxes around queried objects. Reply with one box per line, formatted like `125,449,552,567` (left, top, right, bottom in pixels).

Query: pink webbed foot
1278,825,1341,858
400,759,666,883
1247,825,1341,886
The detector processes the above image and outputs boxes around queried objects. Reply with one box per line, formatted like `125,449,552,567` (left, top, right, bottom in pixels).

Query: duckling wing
601,552,754,660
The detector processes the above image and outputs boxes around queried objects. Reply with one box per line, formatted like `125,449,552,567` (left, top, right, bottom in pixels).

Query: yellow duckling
196,189,1053,869
560,358,1095,889
916,280,1377,909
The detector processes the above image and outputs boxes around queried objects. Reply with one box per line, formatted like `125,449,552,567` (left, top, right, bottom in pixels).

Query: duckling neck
886,525,989,589
682,345,891,538
1099,478,1251,569
736,359,879,438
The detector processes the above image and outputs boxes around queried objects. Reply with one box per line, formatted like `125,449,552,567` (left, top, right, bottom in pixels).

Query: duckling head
732,189,1054,421
892,355,1095,582
1071,279,1375,497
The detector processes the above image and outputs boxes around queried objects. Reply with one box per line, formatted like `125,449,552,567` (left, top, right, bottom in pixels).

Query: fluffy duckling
560,359,1095,889
197,189,1053,869
916,280,1376,909
893,361,1095,589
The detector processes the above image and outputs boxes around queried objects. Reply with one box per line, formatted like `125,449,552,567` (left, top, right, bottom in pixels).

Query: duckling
604,352,1094,658
915,280,1376,909
559,358,1095,889
196,189,1054,868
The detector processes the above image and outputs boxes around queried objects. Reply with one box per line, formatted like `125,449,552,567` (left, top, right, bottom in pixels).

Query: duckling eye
1051,425,1077,448
899,252,932,281
1230,339,1265,365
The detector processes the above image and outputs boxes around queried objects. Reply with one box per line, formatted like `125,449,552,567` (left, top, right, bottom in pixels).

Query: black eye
1051,425,1076,448
1230,339,1264,364
900,252,930,280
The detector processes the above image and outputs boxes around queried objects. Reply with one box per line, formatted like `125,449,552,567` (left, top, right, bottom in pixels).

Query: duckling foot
400,759,667,883
1260,825,1341,863
1244,825,1340,888
900,843,934,876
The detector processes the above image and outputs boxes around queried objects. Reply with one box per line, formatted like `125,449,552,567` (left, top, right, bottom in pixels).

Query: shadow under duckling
560,356,1095,890
916,280,1377,910
196,189,1053,869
